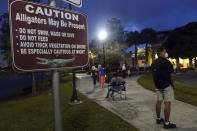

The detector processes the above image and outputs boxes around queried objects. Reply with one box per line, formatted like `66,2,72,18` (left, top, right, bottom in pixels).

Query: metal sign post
49,0,62,130
48,1,62,131
52,69,62,131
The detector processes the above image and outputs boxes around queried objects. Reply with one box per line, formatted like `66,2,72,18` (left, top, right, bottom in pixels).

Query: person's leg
106,87,111,98
163,86,174,122
99,77,102,88
93,78,96,88
156,100,163,118
164,101,171,122
156,89,163,118
111,90,114,97
155,89,165,124
93,77,95,86
163,86,176,129
102,76,105,89
102,83,104,89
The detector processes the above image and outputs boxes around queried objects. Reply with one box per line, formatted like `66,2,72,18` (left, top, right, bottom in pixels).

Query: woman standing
91,66,97,88
98,64,105,89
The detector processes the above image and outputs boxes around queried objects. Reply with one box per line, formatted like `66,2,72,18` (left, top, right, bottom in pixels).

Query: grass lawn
0,81,138,131
138,74,197,106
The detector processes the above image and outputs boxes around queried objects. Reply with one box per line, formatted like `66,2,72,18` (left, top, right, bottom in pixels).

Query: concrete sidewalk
76,74,197,131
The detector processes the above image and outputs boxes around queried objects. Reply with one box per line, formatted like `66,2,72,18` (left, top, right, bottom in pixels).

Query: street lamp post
98,30,107,68
68,3,82,105
103,43,106,69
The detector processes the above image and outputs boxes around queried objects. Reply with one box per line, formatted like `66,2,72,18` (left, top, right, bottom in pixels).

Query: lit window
179,58,183,65
155,54,158,59
186,59,189,64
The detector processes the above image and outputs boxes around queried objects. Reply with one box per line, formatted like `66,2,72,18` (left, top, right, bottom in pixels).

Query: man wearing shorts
151,47,176,129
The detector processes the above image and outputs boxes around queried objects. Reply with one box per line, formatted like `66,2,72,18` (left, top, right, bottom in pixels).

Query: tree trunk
135,43,138,67
189,58,193,68
32,72,36,95
145,42,148,64
151,44,155,61
176,58,180,69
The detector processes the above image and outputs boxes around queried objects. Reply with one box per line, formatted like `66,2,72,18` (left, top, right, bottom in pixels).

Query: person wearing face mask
151,47,176,129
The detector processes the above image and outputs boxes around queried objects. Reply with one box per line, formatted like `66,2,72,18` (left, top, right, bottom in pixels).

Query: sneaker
156,118,164,124
163,122,176,129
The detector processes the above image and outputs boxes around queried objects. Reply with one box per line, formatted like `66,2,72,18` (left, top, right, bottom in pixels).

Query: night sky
2,0,197,40
1,0,197,65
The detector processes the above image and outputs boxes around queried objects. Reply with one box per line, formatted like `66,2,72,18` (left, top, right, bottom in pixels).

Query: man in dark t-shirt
151,47,176,129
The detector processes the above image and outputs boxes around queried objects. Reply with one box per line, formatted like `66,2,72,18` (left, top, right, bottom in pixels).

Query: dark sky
71,0,197,41
1,0,197,65
2,0,197,41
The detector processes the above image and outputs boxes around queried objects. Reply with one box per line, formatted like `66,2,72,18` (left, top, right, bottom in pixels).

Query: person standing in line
91,66,97,88
136,64,139,74
98,64,105,89
151,47,176,129
122,63,126,78
105,64,110,83
127,65,131,77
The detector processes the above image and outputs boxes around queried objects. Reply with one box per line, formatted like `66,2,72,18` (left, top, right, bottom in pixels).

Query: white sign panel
63,0,82,8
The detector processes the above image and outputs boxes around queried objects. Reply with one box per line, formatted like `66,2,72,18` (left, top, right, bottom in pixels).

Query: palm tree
141,28,156,65
127,31,142,67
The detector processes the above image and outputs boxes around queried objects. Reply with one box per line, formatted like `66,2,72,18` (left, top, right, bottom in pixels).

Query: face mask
165,52,168,58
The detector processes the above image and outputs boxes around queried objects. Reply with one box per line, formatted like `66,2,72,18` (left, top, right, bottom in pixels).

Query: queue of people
91,63,137,90
91,65,126,100
91,64,125,88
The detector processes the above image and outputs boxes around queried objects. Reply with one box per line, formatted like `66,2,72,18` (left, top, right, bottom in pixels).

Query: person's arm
110,77,115,86
167,60,176,88
170,72,176,89
169,62,175,80
120,77,124,82
170,73,175,80
119,77,125,84
170,72,175,80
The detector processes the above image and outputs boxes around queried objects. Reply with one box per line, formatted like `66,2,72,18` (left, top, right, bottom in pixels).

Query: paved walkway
76,74,197,131
175,72,197,87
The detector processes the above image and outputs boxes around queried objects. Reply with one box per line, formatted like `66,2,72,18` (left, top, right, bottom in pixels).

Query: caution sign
9,0,88,71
